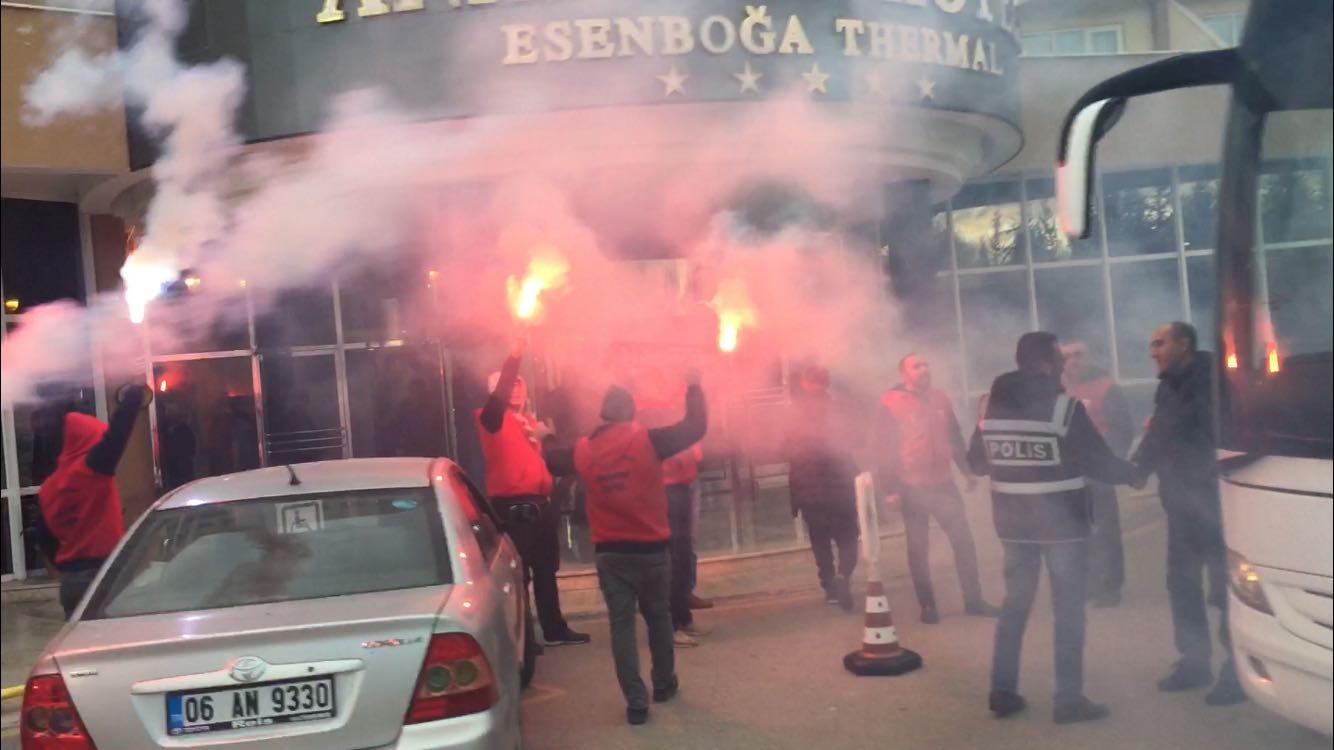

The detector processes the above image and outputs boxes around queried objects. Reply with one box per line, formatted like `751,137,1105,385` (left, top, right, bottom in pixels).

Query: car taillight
405,633,497,724
21,673,97,749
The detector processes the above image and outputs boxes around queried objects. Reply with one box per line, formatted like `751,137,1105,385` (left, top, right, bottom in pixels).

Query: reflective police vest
979,393,1092,543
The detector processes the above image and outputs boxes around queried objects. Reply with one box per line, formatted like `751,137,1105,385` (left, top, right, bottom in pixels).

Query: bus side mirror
1056,97,1126,239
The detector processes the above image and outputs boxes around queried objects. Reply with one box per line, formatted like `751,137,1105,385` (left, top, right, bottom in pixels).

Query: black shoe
965,601,1002,618
1053,697,1110,725
1204,662,1249,706
653,676,680,703
823,585,839,605
545,629,591,647
1090,591,1122,609
627,707,649,725
1158,660,1212,692
989,690,1027,718
835,576,855,612
920,605,940,625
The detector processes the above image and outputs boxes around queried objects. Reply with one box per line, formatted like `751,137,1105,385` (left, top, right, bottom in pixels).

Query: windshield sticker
277,500,323,534
391,498,418,511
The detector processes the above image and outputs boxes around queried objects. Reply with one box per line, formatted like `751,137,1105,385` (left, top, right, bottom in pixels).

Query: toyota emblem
228,656,268,683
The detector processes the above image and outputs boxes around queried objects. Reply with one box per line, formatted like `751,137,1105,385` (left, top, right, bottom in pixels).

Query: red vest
474,409,553,498
1064,375,1114,439
661,443,702,486
574,422,670,545
881,387,957,487
38,413,125,565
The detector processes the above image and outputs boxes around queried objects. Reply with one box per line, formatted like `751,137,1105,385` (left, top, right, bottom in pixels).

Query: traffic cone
843,572,923,676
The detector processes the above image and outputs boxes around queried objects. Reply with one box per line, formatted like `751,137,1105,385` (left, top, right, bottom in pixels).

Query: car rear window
85,488,450,619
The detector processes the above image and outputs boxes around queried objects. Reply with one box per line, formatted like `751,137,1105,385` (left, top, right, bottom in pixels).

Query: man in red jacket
36,385,147,618
876,353,999,624
545,371,707,725
476,340,588,647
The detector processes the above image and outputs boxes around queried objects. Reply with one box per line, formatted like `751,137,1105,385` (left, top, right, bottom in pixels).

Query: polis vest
978,393,1091,543
881,387,956,486
474,408,553,499
661,443,702,486
574,422,671,545
1065,376,1114,439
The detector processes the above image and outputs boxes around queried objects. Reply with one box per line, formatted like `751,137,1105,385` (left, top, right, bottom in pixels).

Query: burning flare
121,249,180,324
507,249,569,323
710,278,757,354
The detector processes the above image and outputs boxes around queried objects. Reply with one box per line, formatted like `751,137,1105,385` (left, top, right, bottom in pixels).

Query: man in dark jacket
969,332,1142,725
1061,339,1135,607
783,365,859,612
1133,322,1246,706
544,372,707,726
36,384,148,618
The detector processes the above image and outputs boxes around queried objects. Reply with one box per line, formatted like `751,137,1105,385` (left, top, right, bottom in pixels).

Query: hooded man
476,340,588,647
36,384,148,618
545,370,707,725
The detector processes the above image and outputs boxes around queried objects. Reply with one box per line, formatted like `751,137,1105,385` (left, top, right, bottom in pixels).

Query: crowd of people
28,318,1243,727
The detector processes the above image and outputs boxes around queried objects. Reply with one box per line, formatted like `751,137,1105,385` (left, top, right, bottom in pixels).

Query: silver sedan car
20,458,535,750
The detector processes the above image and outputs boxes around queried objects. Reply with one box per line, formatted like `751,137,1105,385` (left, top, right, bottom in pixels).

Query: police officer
969,332,1142,725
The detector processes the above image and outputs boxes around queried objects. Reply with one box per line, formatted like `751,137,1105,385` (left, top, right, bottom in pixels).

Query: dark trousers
596,551,676,710
59,567,100,619
901,483,985,609
493,495,570,640
1087,481,1125,597
802,503,859,592
991,540,1089,705
667,483,695,629
1164,502,1230,666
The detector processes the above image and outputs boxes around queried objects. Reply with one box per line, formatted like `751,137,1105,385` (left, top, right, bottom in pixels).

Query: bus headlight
1227,550,1273,614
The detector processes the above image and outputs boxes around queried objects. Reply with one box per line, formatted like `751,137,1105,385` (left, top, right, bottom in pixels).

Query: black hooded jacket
1133,350,1219,505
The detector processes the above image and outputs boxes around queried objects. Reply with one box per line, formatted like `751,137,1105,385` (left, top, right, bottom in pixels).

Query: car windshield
85,487,450,619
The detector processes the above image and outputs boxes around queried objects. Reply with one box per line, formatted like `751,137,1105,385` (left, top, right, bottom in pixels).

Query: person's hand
533,419,556,442
509,338,527,360
1129,467,1149,491
883,494,901,512
684,367,703,387
116,383,153,410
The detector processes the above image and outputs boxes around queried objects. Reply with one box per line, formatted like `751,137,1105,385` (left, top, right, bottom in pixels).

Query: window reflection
1104,169,1177,256
153,358,259,488
1260,160,1333,244
1027,178,1101,261
960,271,1031,387
953,183,1025,268
1178,165,1219,251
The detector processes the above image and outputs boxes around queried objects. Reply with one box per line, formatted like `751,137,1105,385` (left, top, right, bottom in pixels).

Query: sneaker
823,586,840,605
1053,697,1110,725
835,575,855,612
1204,662,1249,706
1090,591,1122,609
920,605,940,625
688,594,714,610
1158,660,1212,692
965,601,1002,618
673,629,699,648
682,622,712,637
989,690,1027,719
627,707,649,725
653,676,680,703
545,629,592,647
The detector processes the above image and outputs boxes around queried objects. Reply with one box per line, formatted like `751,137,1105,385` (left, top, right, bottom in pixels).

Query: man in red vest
476,340,589,647
545,371,707,725
876,353,999,624
1061,339,1134,607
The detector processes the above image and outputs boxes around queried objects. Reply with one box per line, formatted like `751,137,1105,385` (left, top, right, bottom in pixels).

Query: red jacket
574,422,670,545
475,408,553,498
661,443,702,486
38,413,125,565
877,386,966,489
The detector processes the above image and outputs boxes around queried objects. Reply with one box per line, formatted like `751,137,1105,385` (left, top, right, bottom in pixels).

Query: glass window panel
1265,245,1334,358
1,498,10,576
1178,165,1220,251
1260,160,1333,244
1186,254,1217,350
346,346,447,459
959,271,1031,388
1,199,84,311
146,294,250,355
254,285,336,347
1027,177,1102,261
1089,29,1120,54
1035,266,1111,363
952,182,1025,269
9,369,97,489
339,258,434,345
1104,168,1178,256
260,353,343,465
1053,29,1086,54
1111,260,1183,379
153,358,259,486
1021,33,1052,56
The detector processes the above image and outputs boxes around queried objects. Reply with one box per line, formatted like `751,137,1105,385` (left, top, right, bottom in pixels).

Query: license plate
166,676,336,736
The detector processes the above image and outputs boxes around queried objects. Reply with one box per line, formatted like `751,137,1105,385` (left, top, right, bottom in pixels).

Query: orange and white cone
843,472,923,676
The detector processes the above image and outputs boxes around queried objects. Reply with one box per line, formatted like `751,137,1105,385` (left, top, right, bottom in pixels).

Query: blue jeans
991,540,1089,704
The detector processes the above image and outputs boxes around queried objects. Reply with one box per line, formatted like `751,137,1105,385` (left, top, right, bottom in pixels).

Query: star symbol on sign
657,66,687,97
734,62,762,94
916,77,937,101
802,63,830,94
864,71,886,96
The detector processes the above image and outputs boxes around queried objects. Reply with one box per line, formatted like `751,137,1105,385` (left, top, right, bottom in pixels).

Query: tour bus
1055,3,1332,736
